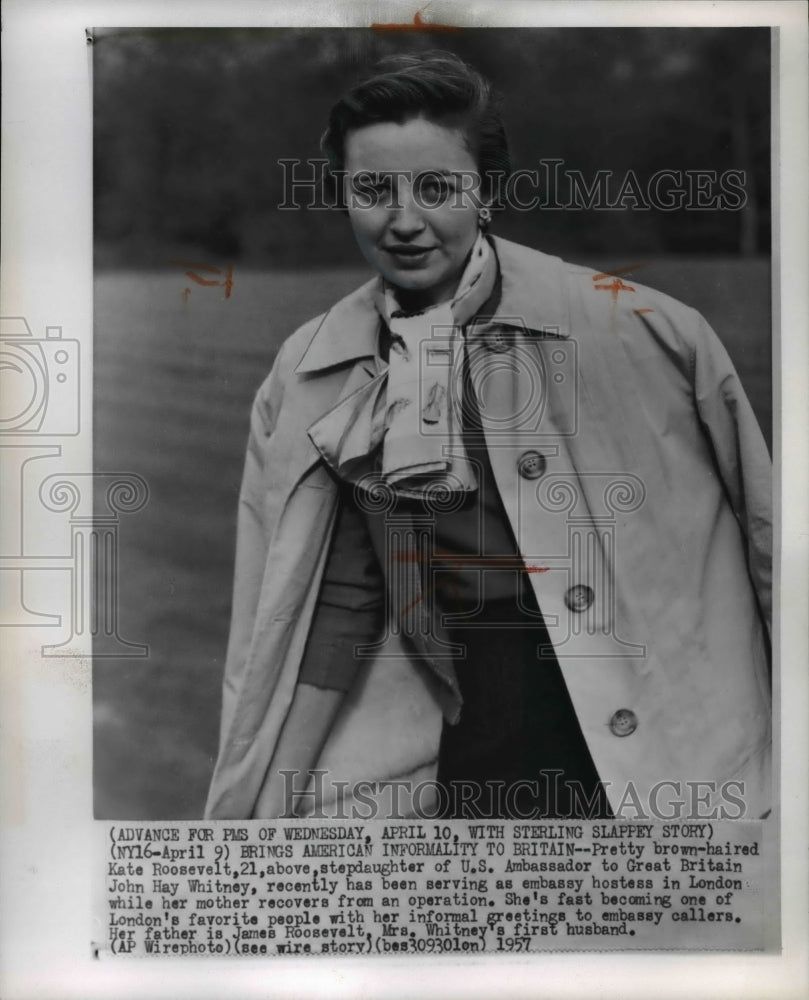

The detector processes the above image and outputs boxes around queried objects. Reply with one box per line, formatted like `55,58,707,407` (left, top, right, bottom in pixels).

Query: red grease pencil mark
170,260,234,299
592,265,647,336
593,275,636,302
393,551,548,572
395,550,550,611
371,8,462,32
401,593,424,615
591,263,646,302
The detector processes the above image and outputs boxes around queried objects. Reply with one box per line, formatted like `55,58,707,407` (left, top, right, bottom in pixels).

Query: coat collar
294,237,570,375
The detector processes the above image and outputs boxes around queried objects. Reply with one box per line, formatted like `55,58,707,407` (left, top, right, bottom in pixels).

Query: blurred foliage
93,27,770,267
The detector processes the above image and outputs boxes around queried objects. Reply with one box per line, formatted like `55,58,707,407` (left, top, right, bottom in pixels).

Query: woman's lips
383,245,436,266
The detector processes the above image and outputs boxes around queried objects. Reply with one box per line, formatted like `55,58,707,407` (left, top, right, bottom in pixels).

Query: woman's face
343,116,484,310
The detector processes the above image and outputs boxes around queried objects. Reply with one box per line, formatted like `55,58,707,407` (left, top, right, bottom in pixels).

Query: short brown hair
321,50,511,205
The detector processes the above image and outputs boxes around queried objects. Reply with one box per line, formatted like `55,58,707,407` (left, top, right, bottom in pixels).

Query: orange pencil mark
170,261,234,299
593,276,636,302
634,308,654,315
393,550,549,572
401,592,424,615
394,549,549,614
186,273,221,288
371,8,462,32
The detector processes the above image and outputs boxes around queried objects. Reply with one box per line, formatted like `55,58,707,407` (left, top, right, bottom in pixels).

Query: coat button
485,328,511,352
609,708,638,737
564,584,594,612
517,450,547,480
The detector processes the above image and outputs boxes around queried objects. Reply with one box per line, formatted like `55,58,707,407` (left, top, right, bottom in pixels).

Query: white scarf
308,233,497,498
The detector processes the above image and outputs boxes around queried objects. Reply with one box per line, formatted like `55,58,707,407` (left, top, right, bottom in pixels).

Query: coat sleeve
216,356,285,752
692,313,772,636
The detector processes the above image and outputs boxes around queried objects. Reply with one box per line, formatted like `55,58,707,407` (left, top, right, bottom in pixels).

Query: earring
478,206,492,231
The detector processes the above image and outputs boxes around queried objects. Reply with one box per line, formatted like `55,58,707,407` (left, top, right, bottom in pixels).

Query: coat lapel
278,297,385,491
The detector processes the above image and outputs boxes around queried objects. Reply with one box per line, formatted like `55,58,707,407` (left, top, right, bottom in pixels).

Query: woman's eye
350,174,395,207
418,176,451,203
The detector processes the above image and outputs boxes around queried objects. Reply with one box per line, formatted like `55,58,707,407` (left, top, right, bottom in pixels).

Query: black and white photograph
2,1,808,997
93,26,773,823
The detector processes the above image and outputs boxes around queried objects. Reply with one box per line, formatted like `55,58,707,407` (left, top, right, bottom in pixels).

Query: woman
205,52,771,821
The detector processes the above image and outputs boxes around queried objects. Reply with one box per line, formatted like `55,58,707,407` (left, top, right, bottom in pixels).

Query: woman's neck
387,279,457,315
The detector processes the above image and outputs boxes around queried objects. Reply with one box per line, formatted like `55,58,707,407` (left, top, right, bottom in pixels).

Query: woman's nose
389,191,427,237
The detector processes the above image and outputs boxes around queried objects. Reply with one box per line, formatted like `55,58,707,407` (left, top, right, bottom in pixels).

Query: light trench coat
204,237,772,820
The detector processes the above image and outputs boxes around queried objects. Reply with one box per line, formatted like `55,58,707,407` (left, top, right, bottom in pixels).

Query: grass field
93,256,772,819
